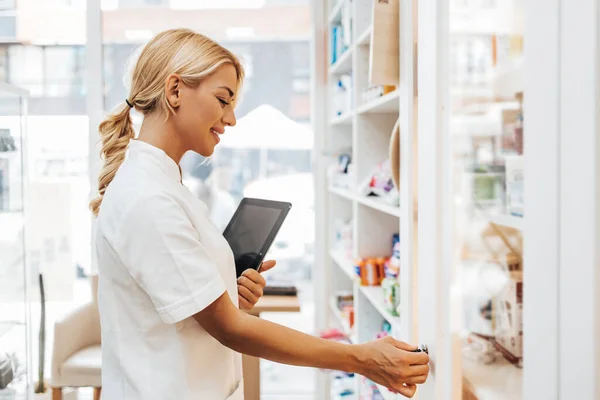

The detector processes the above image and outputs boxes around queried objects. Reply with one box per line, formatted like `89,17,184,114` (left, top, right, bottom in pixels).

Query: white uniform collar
128,139,182,183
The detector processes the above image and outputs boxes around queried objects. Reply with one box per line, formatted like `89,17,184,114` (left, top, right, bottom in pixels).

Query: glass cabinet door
447,1,525,398
0,84,32,400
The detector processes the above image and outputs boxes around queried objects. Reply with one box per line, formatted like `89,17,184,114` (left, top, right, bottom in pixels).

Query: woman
91,29,429,400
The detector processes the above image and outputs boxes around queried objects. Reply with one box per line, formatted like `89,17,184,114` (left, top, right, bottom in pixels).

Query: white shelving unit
357,90,400,114
375,384,400,400
318,1,406,399
329,248,356,282
329,48,353,76
328,186,401,217
315,0,600,399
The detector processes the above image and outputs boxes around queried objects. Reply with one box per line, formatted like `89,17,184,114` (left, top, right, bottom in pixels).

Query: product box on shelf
333,290,355,328
353,234,400,288
501,108,520,154
505,155,524,217
358,159,399,207
354,258,387,286
361,376,385,400
329,25,345,65
331,371,357,400
494,271,523,367
369,0,399,86
361,84,396,104
333,218,353,258
328,152,353,190
381,277,400,316
332,74,353,118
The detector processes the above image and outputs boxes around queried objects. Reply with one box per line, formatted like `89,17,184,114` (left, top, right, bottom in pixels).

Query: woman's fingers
241,269,266,288
395,384,417,398
259,260,277,273
238,275,264,298
238,296,253,311
237,284,259,306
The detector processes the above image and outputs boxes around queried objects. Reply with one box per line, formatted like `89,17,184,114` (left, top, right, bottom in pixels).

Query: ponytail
89,102,135,216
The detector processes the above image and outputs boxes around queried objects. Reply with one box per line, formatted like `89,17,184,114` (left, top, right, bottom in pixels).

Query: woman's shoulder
100,167,177,222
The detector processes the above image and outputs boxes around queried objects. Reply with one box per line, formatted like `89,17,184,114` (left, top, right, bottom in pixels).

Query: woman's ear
165,74,181,108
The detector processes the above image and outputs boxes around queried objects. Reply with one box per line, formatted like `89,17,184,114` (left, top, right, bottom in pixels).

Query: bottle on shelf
514,91,524,155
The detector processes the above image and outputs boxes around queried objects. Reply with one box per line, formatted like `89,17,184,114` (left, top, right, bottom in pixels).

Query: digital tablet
223,197,292,277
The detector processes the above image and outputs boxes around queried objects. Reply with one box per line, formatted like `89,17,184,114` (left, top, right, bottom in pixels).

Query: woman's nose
223,108,236,127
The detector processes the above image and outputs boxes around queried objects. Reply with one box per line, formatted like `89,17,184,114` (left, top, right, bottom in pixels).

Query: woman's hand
237,260,276,311
357,336,430,398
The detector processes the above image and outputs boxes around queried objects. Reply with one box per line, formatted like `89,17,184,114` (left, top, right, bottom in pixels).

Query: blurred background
0,1,316,399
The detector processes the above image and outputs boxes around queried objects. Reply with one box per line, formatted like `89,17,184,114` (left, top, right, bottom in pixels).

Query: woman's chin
196,146,216,157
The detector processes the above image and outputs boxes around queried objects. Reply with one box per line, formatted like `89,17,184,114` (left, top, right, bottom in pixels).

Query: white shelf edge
329,248,357,282
357,26,372,46
357,90,400,114
375,383,400,400
328,186,355,200
327,0,344,24
328,46,354,76
488,213,524,230
329,111,354,126
329,186,401,217
357,196,401,218
359,286,401,331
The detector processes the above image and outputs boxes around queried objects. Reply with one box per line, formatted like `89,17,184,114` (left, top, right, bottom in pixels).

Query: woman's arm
194,292,429,398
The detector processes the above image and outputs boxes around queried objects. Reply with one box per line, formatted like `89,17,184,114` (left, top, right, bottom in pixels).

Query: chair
50,275,101,400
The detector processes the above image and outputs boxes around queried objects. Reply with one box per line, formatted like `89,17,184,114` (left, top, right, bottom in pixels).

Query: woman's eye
218,98,229,107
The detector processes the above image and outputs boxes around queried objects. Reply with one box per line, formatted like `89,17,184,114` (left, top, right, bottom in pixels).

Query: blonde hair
89,29,244,216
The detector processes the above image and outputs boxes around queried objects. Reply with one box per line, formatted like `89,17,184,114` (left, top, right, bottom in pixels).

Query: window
7,46,44,97
44,46,85,97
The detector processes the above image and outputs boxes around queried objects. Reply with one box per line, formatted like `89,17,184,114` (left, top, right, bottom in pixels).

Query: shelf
462,357,523,400
329,186,401,217
329,248,357,282
357,26,372,46
358,90,400,114
359,286,401,331
328,0,344,24
328,186,355,201
329,298,353,339
330,111,354,126
488,213,524,231
375,383,400,400
357,196,401,218
329,46,353,76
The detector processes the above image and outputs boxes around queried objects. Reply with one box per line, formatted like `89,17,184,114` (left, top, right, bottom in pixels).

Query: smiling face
169,64,238,157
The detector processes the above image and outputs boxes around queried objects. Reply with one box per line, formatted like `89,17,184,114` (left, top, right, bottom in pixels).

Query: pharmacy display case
417,0,600,399
0,83,32,399
314,0,600,399
313,0,417,398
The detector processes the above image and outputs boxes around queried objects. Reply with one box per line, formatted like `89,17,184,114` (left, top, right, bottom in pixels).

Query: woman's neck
138,112,186,164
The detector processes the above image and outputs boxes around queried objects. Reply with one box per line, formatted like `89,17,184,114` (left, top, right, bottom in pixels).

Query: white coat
95,140,243,399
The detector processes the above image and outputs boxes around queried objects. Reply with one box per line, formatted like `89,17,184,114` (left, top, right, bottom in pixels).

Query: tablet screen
223,198,292,277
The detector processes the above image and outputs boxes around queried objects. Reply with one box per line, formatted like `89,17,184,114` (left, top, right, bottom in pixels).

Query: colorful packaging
353,259,365,280
362,258,378,285
382,277,400,316
494,271,523,367
505,156,524,217
361,258,385,286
